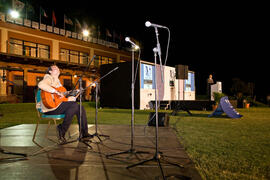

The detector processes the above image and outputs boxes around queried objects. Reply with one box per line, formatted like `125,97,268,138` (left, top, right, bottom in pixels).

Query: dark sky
29,1,269,98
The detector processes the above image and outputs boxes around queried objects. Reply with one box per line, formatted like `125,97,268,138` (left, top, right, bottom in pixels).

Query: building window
38,44,50,59
9,39,23,55
94,55,116,67
24,41,37,57
70,50,79,63
80,52,88,64
9,38,50,59
60,48,89,65
60,49,69,62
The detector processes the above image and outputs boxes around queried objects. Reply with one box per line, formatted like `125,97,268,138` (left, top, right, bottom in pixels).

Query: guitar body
41,86,68,109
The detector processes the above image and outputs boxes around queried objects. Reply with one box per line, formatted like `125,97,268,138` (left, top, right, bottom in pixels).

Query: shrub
213,92,226,104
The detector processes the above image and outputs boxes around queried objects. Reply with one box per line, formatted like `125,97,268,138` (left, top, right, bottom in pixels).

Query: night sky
22,1,270,100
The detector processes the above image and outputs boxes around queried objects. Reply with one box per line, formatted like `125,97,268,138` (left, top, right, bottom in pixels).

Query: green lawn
170,108,270,180
0,103,270,179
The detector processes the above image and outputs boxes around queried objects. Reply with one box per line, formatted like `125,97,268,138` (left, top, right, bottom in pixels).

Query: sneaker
56,125,66,144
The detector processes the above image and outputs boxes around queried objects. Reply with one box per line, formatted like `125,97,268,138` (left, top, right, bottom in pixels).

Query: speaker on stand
172,65,192,116
175,65,188,100
148,112,170,127
175,65,188,80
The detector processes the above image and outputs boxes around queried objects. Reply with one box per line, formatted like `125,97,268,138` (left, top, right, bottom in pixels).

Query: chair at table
32,89,66,143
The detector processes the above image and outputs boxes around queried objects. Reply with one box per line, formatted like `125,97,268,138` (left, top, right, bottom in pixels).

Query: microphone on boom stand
106,36,149,159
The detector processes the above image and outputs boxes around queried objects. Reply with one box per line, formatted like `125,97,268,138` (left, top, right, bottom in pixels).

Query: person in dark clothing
206,74,214,100
90,86,96,102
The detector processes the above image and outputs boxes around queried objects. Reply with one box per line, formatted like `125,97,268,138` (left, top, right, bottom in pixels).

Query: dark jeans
45,101,89,136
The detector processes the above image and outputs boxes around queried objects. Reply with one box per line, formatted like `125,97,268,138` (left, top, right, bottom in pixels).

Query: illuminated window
60,48,89,64
94,55,116,67
60,49,69,61
38,44,49,59
9,39,23,55
9,38,50,59
80,52,88,64
70,50,79,63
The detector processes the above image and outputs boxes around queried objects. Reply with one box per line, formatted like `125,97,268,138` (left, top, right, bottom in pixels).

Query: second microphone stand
77,66,119,143
126,48,184,180
106,46,148,159
91,82,109,142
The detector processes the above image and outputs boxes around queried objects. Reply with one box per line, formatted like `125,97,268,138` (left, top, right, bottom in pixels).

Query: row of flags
11,0,82,29
10,0,135,45
40,7,81,29
39,7,121,41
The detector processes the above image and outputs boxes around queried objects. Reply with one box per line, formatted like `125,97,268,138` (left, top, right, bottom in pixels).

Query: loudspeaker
148,112,169,127
175,65,188,79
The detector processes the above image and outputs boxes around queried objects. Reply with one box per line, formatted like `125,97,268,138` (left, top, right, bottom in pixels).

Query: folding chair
32,89,65,143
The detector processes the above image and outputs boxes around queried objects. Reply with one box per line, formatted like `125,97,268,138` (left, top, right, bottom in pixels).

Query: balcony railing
0,12,119,49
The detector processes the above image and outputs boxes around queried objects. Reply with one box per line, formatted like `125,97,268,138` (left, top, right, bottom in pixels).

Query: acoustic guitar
40,86,77,109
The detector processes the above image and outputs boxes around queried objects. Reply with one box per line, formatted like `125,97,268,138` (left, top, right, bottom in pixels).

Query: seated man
38,65,93,143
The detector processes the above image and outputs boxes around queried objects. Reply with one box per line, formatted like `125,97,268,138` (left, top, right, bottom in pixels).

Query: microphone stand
77,66,119,143
61,75,93,149
106,46,148,159
61,55,96,148
126,48,184,180
0,75,28,160
154,27,164,83
92,81,109,142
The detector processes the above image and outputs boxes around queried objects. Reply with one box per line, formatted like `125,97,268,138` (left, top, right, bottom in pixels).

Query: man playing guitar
38,65,93,143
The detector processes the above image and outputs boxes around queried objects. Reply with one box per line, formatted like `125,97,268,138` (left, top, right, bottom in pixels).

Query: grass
170,108,270,180
0,102,151,128
1,103,270,179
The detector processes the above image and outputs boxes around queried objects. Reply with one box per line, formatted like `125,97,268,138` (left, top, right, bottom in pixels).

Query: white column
52,40,59,60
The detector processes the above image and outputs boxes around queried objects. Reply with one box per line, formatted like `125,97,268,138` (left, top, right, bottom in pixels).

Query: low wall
0,95,20,103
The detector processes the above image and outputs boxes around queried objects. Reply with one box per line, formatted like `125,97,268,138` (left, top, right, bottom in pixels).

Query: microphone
145,21,167,29
125,37,140,49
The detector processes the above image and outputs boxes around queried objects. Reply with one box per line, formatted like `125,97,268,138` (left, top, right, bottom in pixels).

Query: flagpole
52,10,53,27
64,14,65,31
39,7,41,25
25,2,27,19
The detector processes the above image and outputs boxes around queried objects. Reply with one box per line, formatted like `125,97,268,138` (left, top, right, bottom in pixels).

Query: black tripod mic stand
106,45,149,159
91,82,109,143
126,48,184,180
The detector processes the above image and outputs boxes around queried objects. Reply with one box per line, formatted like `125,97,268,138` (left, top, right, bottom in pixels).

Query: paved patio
0,124,201,180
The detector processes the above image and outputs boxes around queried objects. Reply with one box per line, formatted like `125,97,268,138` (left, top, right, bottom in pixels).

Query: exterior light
82,30,89,37
134,45,140,50
10,10,19,18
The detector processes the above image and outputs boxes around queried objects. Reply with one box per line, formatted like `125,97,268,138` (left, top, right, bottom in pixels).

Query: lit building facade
0,12,131,103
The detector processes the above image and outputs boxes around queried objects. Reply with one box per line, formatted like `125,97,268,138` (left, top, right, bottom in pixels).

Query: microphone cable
133,47,141,85
163,27,171,67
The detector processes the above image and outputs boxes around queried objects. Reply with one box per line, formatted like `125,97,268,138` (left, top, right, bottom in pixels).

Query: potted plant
212,92,226,110
243,96,252,108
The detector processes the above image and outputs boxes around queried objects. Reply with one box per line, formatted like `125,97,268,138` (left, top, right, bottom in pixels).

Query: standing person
206,74,214,100
90,86,95,102
38,65,93,143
